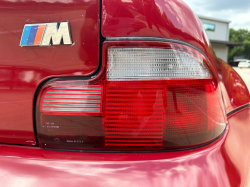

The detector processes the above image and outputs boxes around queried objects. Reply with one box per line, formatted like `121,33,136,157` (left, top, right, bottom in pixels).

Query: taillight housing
36,41,226,151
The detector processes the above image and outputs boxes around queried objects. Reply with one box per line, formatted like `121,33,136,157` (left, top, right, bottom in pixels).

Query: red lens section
104,81,165,148
35,42,226,151
163,79,225,148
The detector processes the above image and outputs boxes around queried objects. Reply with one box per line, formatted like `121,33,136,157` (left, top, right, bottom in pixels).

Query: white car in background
238,60,250,68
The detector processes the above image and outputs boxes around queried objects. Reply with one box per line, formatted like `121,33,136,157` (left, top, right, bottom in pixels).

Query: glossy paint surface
0,116,246,187
0,0,99,145
102,0,212,59
226,107,250,187
215,59,250,113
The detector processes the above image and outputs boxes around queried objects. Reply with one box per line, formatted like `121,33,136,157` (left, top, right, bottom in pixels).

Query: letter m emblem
41,22,72,46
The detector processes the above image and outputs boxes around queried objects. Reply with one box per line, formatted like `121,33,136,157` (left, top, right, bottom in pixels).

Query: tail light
36,41,226,151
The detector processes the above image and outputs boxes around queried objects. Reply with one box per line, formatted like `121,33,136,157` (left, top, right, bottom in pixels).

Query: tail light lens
36,41,226,151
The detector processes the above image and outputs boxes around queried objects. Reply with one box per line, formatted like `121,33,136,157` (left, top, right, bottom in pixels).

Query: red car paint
0,0,249,186
215,59,250,113
0,0,99,145
102,0,211,60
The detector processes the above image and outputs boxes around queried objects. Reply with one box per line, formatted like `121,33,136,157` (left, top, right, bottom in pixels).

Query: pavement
233,67,250,91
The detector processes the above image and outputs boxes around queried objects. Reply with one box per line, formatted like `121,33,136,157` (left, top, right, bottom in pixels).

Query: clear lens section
107,48,212,80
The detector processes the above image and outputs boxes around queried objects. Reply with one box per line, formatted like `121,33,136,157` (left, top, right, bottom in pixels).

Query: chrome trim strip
43,104,100,107
44,95,101,99
42,108,100,112
43,99,101,103
52,87,102,90
47,91,101,94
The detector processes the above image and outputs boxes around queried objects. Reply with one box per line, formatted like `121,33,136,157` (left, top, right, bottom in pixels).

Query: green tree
244,40,250,59
229,28,250,60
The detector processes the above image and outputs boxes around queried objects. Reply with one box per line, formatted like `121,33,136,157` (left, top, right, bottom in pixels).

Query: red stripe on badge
34,25,46,45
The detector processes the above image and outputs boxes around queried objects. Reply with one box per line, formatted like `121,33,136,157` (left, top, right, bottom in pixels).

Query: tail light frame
35,40,227,152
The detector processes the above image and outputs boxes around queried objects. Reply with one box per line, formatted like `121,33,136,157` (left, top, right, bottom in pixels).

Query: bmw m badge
20,22,72,46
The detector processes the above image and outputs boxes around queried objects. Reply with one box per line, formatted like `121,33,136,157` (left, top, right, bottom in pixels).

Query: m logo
20,22,72,46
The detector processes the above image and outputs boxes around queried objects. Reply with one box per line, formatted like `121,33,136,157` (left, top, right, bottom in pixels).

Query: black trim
106,37,203,52
227,103,250,117
97,0,105,76
33,88,39,145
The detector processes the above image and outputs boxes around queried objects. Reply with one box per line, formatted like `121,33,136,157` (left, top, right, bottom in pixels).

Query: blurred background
184,0,250,90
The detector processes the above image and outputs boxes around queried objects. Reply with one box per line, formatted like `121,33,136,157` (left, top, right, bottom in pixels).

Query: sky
183,0,250,30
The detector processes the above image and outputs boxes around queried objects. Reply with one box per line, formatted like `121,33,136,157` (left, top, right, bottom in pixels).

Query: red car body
0,0,249,186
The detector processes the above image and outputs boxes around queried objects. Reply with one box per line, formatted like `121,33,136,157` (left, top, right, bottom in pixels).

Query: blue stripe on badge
20,25,32,46
27,25,39,45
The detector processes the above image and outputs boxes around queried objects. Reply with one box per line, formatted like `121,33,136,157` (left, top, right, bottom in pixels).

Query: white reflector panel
107,48,212,80
41,86,102,113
